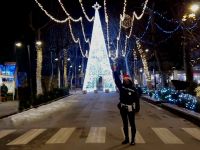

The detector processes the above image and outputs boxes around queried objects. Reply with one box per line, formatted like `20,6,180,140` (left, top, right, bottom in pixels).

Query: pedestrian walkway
0,101,18,118
0,127,199,146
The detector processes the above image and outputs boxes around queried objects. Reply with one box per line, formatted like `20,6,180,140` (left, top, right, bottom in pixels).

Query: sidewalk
0,91,76,119
0,101,19,119
141,95,200,126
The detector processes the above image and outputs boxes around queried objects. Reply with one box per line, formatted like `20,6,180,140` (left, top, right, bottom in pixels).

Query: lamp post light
36,41,42,46
190,4,199,13
15,42,22,48
139,68,143,87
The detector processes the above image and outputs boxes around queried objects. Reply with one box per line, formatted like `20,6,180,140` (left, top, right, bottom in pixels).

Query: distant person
113,65,140,145
1,83,8,101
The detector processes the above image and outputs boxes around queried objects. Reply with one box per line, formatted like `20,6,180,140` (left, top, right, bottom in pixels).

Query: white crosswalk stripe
121,127,146,143
0,130,16,139
46,128,75,144
7,129,46,145
182,128,200,141
86,127,106,143
2,127,200,145
152,128,184,144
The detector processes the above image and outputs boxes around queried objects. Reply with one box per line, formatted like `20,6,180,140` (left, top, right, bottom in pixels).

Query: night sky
0,0,198,70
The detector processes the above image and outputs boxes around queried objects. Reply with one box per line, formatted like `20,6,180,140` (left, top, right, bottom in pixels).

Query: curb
142,96,163,104
141,96,200,127
161,103,200,126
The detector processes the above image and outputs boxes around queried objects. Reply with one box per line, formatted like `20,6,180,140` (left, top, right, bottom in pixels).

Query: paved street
0,92,199,150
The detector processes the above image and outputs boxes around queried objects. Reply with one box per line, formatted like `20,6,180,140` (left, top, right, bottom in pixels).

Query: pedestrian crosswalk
46,128,75,144
152,128,184,144
0,127,199,145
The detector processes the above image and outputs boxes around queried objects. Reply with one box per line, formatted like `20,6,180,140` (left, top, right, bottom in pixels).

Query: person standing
1,83,8,101
113,66,140,145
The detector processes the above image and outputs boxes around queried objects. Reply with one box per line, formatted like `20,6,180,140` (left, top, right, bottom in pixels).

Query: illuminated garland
136,40,151,81
36,46,43,95
34,0,69,23
138,16,152,39
104,0,110,53
133,0,149,20
79,0,94,22
122,0,149,56
115,0,127,58
146,7,179,23
68,20,87,57
58,0,90,44
155,23,181,34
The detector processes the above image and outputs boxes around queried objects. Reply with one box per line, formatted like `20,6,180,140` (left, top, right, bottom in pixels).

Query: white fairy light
34,0,69,23
121,0,149,57
122,0,127,20
136,40,151,81
58,0,90,44
68,20,79,43
104,0,110,51
83,3,116,92
79,0,94,22
134,0,149,20
68,20,87,57
115,0,127,58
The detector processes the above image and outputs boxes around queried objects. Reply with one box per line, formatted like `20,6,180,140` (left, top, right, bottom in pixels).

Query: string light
79,0,94,22
115,0,127,58
34,0,69,23
136,40,151,81
116,0,149,58
155,23,181,34
104,0,110,51
122,0,127,20
68,20,87,57
138,16,151,39
133,0,149,20
58,0,90,44
146,7,179,23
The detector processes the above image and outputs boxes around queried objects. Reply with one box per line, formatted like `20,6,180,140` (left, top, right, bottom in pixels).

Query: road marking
0,130,16,139
86,127,106,143
182,128,200,141
121,127,145,143
46,128,75,144
152,128,184,144
7,129,46,145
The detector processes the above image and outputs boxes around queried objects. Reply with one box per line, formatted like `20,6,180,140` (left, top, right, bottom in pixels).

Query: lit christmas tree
83,2,116,92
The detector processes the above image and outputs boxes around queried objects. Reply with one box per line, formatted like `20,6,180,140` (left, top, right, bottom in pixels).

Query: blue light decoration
0,64,16,76
178,93,197,110
148,88,198,111
82,3,116,92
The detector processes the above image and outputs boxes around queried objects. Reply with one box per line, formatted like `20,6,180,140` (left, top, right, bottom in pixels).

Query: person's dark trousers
120,107,136,142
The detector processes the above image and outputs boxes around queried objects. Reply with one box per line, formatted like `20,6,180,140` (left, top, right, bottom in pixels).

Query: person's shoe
130,140,135,145
122,139,129,144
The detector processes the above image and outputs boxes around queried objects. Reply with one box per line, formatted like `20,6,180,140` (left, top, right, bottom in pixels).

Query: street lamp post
14,42,22,100
27,45,33,106
182,3,199,85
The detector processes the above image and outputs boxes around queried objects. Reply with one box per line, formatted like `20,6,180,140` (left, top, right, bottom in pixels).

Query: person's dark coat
114,72,140,112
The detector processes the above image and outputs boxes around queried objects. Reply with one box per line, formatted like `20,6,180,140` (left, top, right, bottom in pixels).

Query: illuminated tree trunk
48,52,53,91
36,46,43,95
63,49,68,87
